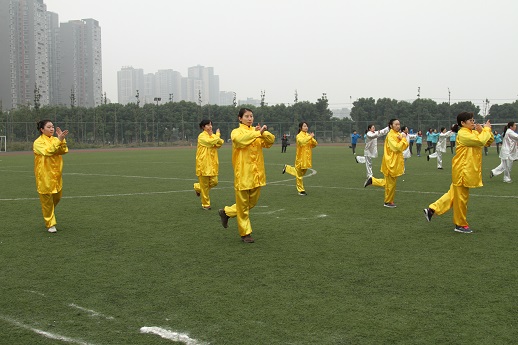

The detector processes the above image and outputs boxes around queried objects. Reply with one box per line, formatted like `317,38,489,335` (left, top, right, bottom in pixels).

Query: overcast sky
44,0,518,109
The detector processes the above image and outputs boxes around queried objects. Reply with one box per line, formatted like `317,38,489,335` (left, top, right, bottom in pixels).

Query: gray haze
44,0,518,109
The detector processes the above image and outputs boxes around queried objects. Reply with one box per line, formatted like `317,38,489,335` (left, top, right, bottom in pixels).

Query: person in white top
490,122,518,183
427,126,453,169
402,126,417,159
355,124,390,178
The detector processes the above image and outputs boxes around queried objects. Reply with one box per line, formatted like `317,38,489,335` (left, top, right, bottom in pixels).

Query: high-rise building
0,1,103,110
0,0,49,110
187,65,219,105
155,69,182,104
47,11,60,105
117,66,144,105
59,18,102,108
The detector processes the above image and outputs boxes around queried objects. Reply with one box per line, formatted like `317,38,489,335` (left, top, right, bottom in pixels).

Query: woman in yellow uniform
364,118,408,208
33,120,69,233
193,119,224,210
282,121,317,195
218,108,275,243
423,112,493,233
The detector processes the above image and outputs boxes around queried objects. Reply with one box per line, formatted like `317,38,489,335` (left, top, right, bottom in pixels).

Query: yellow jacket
452,127,494,188
33,134,68,194
380,129,408,177
295,131,318,169
231,123,275,190
195,131,224,177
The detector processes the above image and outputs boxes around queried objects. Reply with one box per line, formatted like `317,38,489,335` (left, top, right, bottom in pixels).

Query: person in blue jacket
350,130,362,155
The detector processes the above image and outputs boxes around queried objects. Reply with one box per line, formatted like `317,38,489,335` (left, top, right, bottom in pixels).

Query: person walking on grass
490,122,518,183
33,120,69,233
494,130,502,155
355,123,389,178
350,130,361,155
281,134,289,153
424,112,493,234
218,108,275,243
416,130,423,157
282,121,318,195
364,118,408,208
449,131,457,154
427,126,453,170
193,119,224,210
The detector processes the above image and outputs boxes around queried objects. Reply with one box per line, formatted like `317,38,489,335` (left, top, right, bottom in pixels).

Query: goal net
0,136,6,152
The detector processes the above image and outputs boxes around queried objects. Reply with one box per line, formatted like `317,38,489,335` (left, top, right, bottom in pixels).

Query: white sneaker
47,226,57,233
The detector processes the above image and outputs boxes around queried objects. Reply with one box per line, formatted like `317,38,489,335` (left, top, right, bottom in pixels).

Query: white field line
24,289,46,297
68,304,114,320
140,327,206,344
2,167,517,201
0,315,95,345
254,208,285,215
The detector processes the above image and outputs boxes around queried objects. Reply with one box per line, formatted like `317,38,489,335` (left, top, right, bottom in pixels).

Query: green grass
1,145,517,344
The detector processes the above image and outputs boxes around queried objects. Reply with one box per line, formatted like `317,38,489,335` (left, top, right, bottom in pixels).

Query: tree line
1,96,516,150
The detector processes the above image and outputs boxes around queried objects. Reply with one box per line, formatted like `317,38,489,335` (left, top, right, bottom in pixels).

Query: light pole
153,97,161,144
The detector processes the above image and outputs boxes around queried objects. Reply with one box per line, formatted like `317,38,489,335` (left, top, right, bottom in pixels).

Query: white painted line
0,315,95,345
140,327,206,344
24,290,46,297
255,208,285,215
68,304,114,320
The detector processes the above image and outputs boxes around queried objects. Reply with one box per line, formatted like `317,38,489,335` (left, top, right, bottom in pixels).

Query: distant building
117,67,144,105
0,1,103,110
331,108,351,119
117,64,224,106
219,91,235,106
0,0,49,110
238,98,261,107
59,18,103,107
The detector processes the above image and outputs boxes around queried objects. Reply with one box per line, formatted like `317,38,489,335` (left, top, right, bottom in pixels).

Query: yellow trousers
285,165,307,192
194,176,218,208
39,190,62,228
224,187,261,237
372,175,397,203
429,183,470,227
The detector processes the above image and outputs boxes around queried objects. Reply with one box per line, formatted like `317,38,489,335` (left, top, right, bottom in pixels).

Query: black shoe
438,167,443,170
241,234,255,243
282,164,287,174
298,191,307,196
490,171,494,179
423,208,434,222
454,225,473,233
383,202,397,208
218,209,229,228
364,177,372,188
427,155,430,161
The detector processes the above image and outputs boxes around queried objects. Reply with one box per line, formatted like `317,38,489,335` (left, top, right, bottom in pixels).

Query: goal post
0,136,6,152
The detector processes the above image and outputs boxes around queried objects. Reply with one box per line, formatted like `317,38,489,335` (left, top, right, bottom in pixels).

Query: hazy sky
44,0,518,109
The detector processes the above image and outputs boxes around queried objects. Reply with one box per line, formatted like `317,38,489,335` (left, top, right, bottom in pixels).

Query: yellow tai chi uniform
193,130,224,208
371,128,408,204
429,127,493,227
285,131,317,193
33,134,68,229
222,124,275,237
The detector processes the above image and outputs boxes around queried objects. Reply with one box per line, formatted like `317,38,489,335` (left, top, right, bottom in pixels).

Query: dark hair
367,124,375,131
503,122,515,138
388,118,399,128
37,119,52,133
451,112,474,133
199,119,212,129
440,127,446,132
401,125,408,132
238,108,253,118
298,121,308,133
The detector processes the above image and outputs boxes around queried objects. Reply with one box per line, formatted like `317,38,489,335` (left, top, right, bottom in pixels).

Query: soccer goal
0,136,6,152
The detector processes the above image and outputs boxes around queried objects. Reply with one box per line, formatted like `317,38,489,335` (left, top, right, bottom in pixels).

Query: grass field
1,144,517,345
